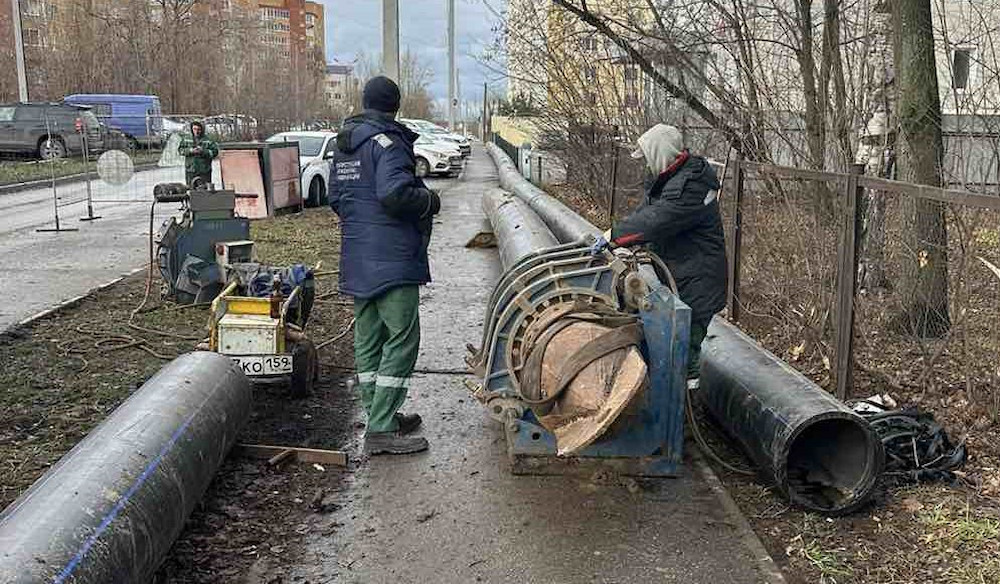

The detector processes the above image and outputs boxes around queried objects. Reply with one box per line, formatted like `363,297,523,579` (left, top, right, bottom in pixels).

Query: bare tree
891,0,951,337
353,49,439,120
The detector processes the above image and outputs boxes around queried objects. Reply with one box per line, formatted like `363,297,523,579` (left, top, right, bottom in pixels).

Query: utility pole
481,82,488,139
447,0,456,129
382,0,400,82
11,0,28,101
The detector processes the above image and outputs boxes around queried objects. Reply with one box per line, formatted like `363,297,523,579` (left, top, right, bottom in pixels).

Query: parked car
99,123,133,152
0,102,104,159
265,130,337,207
63,94,163,149
413,135,463,178
401,118,472,157
204,114,258,141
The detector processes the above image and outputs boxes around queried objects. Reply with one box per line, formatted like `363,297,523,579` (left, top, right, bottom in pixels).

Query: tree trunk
796,0,826,171
891,0,951,337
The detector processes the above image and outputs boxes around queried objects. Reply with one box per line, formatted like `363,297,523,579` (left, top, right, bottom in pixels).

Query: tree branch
551,0,741,149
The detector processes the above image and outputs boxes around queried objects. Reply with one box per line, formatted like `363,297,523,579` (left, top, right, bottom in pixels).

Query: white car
266,131,338,207
402,118,472,157
414,135,463,178
160,116,188,139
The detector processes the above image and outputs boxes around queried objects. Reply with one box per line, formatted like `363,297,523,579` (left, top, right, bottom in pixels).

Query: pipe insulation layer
482,188,560,270
486,143,601,242
700,320,884,514
0,352,252,583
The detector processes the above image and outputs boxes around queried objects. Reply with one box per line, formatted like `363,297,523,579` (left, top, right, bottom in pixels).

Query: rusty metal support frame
726,150,745,322
743,160,1000,210
832,165,866,400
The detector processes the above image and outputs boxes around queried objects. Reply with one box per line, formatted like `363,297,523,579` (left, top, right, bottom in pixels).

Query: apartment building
325,62,357,110
257,0,324,59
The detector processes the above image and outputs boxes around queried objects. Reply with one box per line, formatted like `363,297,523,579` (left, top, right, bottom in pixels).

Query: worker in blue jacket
330,76,440,455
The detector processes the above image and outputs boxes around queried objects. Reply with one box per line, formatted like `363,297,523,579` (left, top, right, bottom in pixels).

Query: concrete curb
691,448,788,584
0,163,161,196
2,267,147,336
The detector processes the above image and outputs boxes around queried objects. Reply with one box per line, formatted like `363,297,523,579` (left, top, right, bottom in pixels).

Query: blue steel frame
506,285,691,477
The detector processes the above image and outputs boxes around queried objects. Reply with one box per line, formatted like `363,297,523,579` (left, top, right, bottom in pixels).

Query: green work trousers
353,285,421,433
688,317,711,380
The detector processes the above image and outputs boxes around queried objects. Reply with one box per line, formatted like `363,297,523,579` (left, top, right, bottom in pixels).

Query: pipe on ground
486,142,601,242
0,351,252,583
482,187,560,270
700,319,884,514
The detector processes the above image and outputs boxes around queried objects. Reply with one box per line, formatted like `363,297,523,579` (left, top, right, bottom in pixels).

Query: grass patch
0,150,162,186
786,534,853,583
919,503,1000,550
802,540,853,580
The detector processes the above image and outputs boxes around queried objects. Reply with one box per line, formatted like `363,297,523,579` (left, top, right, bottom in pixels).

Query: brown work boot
364,432,429,455
395,412,422,435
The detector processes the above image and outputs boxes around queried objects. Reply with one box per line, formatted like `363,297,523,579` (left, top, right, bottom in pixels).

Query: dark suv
0,102,104,159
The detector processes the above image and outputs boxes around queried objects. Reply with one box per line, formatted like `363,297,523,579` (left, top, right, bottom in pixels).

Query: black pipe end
782,414,885,515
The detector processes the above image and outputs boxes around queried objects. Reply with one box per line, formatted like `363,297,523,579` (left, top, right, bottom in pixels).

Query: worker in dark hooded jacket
329,76,441,455
599,124,727,387
177,120,218,188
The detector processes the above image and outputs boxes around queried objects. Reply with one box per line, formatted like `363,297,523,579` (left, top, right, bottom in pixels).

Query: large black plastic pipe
0,352,252,583
700,320,884,514
486,142,601,242
482,187,560,270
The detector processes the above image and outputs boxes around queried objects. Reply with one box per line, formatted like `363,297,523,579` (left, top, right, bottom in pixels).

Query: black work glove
418,190,440,235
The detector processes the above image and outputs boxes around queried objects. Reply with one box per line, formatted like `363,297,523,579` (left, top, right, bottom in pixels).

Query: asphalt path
286,148,771,584
0,165,187,331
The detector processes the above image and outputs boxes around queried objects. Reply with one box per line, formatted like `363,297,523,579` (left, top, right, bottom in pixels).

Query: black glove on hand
426,190,441,217
417,190,440,235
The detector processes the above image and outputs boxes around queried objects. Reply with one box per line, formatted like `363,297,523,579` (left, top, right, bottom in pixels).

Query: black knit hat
363,76,401,113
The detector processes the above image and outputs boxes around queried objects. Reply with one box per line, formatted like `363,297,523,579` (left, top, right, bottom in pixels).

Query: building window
24,28,42,47
259,7,290,20
579,36,598,51
583,65,597,83
624,93,639,107
953,47,973,89
24,0,44,17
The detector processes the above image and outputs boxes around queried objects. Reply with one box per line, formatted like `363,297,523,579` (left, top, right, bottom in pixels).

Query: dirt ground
0,207,358,582
547,184,1000,584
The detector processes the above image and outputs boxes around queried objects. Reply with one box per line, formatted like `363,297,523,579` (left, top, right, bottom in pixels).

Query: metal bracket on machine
467,240,692,477
466,240,629,411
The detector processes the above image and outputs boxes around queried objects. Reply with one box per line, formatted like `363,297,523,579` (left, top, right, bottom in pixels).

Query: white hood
633,124,683,174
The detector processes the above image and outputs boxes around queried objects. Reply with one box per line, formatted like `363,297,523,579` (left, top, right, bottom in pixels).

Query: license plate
231,354,293,376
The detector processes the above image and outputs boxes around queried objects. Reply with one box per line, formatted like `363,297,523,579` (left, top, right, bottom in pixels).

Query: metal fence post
833,164,866,400
727,150,745,322
80,132,101,222
609,126,620,223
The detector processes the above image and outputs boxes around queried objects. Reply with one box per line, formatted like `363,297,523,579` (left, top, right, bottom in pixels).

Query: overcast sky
320,0,507,109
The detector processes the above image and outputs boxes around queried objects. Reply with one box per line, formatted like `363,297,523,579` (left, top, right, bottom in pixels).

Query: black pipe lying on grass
700,320,884,514
0,352,252,583
485,142,885,514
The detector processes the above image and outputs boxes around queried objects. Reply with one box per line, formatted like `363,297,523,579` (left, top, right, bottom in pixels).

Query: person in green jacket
178,120,218,188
